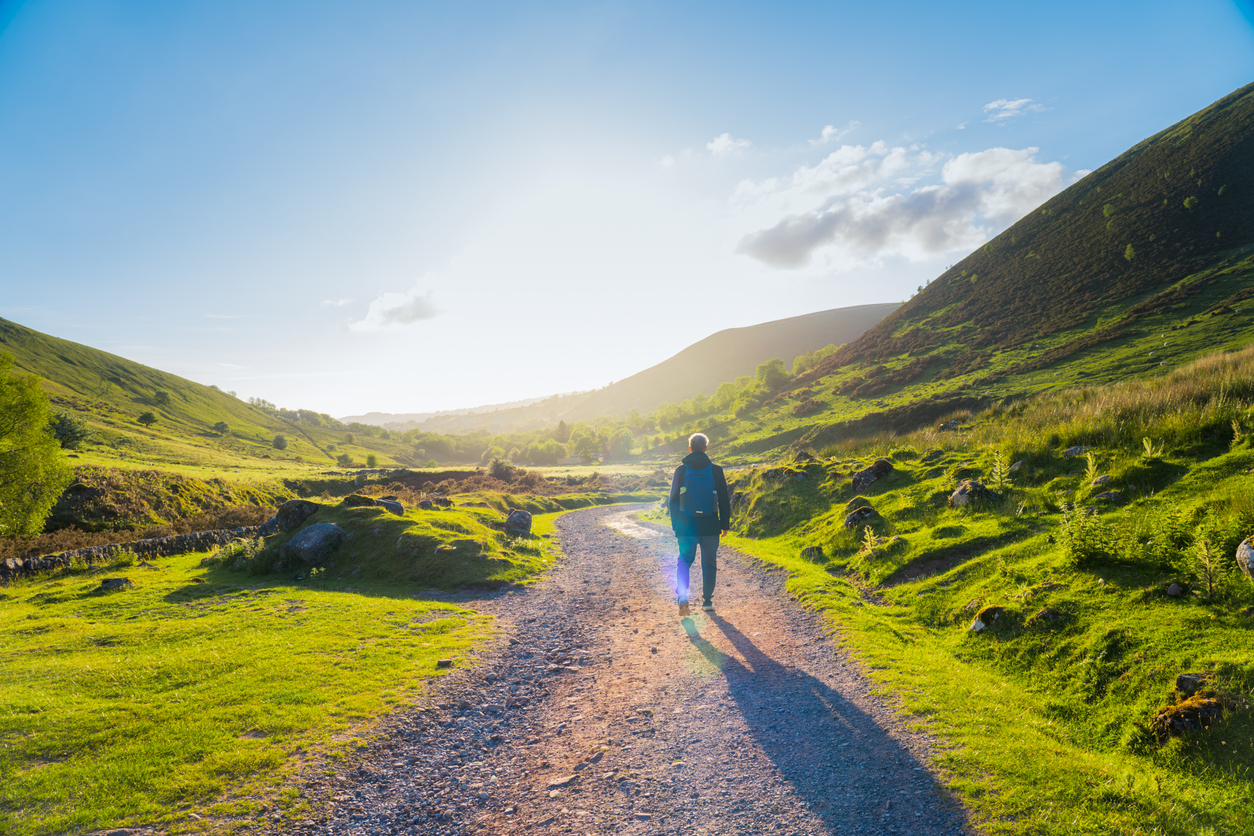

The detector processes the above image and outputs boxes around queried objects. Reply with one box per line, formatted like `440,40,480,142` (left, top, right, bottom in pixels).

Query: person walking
668,432,731,616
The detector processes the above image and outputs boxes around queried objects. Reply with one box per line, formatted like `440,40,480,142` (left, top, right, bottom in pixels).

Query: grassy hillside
683,345,1254,834
0,317,430,471
625,82,1254,462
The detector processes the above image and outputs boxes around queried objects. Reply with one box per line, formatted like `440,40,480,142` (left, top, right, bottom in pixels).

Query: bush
137,412,158,427
272,435,287,450
219,538,278,575
366,453,378,468
1059,504,1118,567
212,421,230,435
336,453,353,466
51,412,93,450
0,354,74,536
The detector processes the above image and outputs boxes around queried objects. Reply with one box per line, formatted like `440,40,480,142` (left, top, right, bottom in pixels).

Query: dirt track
281,504,974,835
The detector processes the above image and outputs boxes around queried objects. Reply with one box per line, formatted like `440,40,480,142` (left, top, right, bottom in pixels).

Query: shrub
1183,195,1199,210
1059,504,1117,567
1124,243,1136,262
137,412,158,427
0,354,74,536
366,453,379,468
220,538,277,575
272,435,288,450
51,412,92,450
153,390,171,405
212,421,230,435
336,453,353,466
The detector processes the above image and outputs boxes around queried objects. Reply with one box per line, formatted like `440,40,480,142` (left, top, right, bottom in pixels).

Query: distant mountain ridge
391,302,898,434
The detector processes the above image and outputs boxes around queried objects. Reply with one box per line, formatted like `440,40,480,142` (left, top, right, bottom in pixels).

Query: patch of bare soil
263,505,973,836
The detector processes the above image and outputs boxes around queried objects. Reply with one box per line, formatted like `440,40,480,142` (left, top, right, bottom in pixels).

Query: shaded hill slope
817,81,1254,383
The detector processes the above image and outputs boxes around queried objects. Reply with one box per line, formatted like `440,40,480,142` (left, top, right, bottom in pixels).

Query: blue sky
1,0,1251,416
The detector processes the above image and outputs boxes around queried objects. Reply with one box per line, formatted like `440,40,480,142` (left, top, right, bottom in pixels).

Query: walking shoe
678,600,690,617
701,601,714,612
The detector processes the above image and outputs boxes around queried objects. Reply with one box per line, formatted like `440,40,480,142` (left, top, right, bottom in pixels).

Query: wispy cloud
810,121,859,146
707,132,752,157
349,285,438,332
982,98,1045,122
735,145,1083,269
321,298,353,307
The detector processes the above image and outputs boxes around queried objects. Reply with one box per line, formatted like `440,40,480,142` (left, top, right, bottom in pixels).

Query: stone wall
0,524,266,583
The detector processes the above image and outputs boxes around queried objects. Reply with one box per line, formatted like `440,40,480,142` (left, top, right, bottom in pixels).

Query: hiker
668,432,731,616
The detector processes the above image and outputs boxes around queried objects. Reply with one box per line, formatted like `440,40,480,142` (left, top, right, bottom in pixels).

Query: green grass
0,551,489,836
708,371,1254,833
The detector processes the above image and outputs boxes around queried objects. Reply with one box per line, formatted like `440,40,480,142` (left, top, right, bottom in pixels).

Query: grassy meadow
701,346,1254,835
0,487,655,835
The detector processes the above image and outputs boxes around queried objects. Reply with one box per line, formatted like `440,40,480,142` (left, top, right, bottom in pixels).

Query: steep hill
819,81,1254,384
665,82,1254,461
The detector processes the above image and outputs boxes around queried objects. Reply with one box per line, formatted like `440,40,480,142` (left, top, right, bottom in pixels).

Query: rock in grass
376,498,405,516
845,496,873,512
1062,445,1091,458
1150,695,1223,743
800,545,825,561
969,605,1006,632
1175,673,1211,696
100,577,133,592
279,522,345,565
1026,607,1064,627
851,458,894,493
1008,460,1026,473
342,493,378,508
1166,583,1184,597
843,506,880,529
1095,490,1123,503
1091,474,1112,486
276,499,320,532
1236,537,1254,581
505,509,533,536
436,659,453,668
949,479,996,508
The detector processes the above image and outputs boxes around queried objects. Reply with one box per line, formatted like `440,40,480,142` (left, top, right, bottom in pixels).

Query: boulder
1008,460,1026,473
280,522,345,565
949,479,996,509
1167,583,1184,597
845,496,873,512
257,516,280,536
969,605,1006,632
505,508,533,536
418,499,434,510
376,498,405,516
1175,673,1211,696
100,577,133,592
432,496,454,508
1062,445,1091,458
342,494,378,508
276,499,319,532
794,450,818,464
1150,695,1223,743
851,458,894,493
1236,537,1254,581
800,545,825,561
1091,474,1112,486
1094,490,1123,503
843,506,880,529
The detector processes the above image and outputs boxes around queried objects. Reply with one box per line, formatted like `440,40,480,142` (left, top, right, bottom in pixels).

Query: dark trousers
677,534,719,604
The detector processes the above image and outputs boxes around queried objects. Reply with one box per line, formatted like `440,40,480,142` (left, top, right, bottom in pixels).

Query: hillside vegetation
704,344,1254,835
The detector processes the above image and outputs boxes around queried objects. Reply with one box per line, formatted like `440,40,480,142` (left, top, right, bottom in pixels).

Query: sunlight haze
1,0,1250,416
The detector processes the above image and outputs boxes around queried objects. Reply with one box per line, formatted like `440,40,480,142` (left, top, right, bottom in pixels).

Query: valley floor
258,505,972,836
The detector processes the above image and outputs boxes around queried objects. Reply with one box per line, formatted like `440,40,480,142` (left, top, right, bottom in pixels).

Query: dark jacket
668,451,731,537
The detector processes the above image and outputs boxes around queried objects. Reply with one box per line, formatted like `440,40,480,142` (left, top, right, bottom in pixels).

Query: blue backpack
681,464,718,518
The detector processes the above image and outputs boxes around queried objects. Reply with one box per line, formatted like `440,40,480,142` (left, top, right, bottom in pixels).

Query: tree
137,412,158,427
365,453,378,467
153,390,171,406
554,420,571,443
755,358,790,391
51,412,92,450
336,452,353,466
0,354,73,536
272,435,288,450
344,432,355,444
212,421,230,435
1124,243,1136,262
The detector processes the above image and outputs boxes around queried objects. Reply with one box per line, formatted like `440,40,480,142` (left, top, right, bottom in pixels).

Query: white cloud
349,284,438,331
810,120,860,145
707,132,752,157
982,98,1045,122
321,298,352,307
659,155,676,168
735,145,1081,269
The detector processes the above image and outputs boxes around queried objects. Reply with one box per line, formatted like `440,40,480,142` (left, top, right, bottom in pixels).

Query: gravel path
274,505,974,835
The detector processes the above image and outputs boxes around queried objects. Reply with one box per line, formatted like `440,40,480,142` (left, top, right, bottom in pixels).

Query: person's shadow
681,613,971,833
